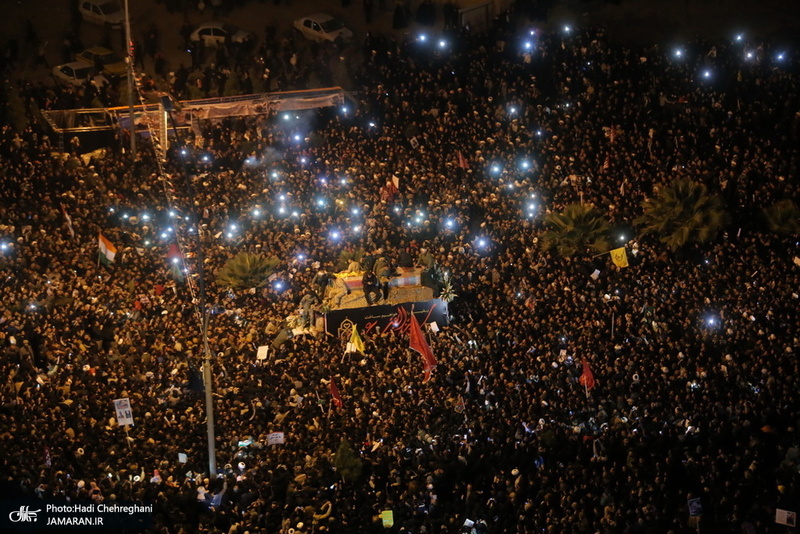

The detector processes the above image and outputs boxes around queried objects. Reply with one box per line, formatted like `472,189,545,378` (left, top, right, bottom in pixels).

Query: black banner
325,299,449,338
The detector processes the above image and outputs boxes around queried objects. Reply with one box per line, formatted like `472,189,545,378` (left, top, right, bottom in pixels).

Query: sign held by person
113,398,134,426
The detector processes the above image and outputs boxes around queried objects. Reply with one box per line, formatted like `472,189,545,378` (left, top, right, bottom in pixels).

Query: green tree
215,253,280,291
542,203,611,257
635,179,727,251
334,439,363,482
763,199,800,236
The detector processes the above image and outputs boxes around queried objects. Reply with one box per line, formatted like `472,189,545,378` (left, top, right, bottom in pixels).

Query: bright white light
316,199,325,207
703,70,711,79
172,257,179,264
169,211,176,218
351,208,359,215
275,281,283,290
445,219,454,228
491,165,501,174
300,157,308,164
122,213,129,219
394,206,401,214
735,34,743,42
619,234,626,241
418,34,427,42
674,49,683,58
340,178,347,185
253,209,261,217
109,207,115,213
369,122,376,128
341,106,348,113
297,254,305,261
478,239,487,248
523,41,532,50
202,155,210,162
536,130,543,136
144,240,150,246
230,224,237,231
160,233,167,239
0,243,8,251
226,232,233,239
320,177,327,184
563,25,571,33
530,193,537,198
438,40,447,49
521,160,530,169
353,225,362,232
180,149,187,156
283,113,290,121
527,204,536,211
142,213,150,221
510,106,517,114
279,194,286,201
331,231,341,240
291,211,299,217
746,51,754,60
777,52,785,61
271,171,279,179
278,207,285,214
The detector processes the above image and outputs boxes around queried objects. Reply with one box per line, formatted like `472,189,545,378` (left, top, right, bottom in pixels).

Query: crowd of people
2,7,800,534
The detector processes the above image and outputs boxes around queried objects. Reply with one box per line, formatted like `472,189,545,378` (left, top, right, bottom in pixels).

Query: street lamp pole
123,0,136,157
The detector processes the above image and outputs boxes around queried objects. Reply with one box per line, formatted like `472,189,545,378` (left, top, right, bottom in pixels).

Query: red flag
409,313,436,382
579,360,596,390
457,150,469,170
167,243,182,262
329,376,343,409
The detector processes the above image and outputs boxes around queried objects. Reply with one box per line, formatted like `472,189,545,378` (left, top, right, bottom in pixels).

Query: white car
293,14,353,43
52,62,109,88
78,0,124,28
190,22,254,47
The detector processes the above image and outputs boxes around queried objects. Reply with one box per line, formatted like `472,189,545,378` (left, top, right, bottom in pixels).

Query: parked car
293,13,353,43
78,0,124,28
75,47,127,78
52,61,109,88
189,22,254,47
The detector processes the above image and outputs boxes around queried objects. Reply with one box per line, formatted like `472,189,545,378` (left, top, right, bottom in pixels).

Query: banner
324,299,449,337
776,509,797,526
113,398,134,426
267,432,285,445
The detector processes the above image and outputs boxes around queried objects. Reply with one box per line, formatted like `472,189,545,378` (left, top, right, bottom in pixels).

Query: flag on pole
329,376,343,409
60,204,75,238
454,395,466,413
98,232,118,265
345,324,365,354
579,360,596,390
409,312,436,382
610,247,629,268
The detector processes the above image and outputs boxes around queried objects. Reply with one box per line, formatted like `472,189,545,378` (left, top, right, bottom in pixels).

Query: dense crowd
2,10,800,534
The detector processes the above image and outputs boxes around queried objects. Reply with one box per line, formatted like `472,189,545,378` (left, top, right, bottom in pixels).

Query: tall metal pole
163,104,217,478
202,314,217,478
123,0,136,157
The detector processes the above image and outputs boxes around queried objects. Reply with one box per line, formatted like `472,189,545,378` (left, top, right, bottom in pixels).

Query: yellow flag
610,247,629,268
347,324,365,354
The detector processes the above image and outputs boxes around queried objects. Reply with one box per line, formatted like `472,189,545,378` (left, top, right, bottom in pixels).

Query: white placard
776,509,797,526
256,345,269,360
178,453,188,464
428,322,439,333
267,432,285,445
113,398,134,427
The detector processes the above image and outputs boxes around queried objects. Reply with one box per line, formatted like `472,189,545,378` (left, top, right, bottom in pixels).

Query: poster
380,510,394,528
267,432,285,445
113,398,134,426
776,508,797,526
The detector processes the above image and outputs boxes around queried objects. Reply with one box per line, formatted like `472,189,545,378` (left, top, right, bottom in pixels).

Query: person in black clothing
362,269,380,305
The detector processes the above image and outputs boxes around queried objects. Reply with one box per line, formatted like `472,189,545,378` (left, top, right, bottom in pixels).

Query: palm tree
542,203,611,257
635,179,727,251
215,252,280,291
334,439,363,482
763,199,800,236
